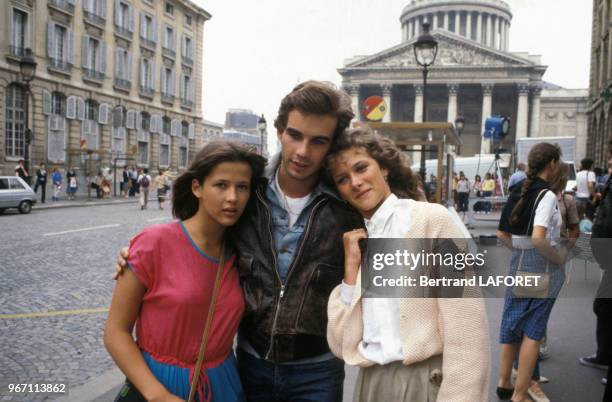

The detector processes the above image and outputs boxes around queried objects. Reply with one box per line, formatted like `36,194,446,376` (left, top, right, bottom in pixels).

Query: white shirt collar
364,193,399,236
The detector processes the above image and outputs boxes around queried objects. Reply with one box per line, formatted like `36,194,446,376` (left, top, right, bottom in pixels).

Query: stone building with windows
586,0,612,167
340,0,588,159
0,0,210,178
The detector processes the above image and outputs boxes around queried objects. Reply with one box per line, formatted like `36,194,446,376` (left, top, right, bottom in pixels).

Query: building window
185,13,192,26
81,99,99,154
181,74,193,106
137,112,150,165
163,117,171,135
179,121,189,168
82,35,106,79
111,106,126,154
114,0,133,37
83,0,107,25
165,2,173,15
161,67,175,102
85,99,98,121
114,48,131,88
5,84,26,158
52,92,66,116
11,8,28,57
139,57,155,95
140,112,150,132
181,35,193,65
47,22,74,71
140,12,156,47
163,25,175,56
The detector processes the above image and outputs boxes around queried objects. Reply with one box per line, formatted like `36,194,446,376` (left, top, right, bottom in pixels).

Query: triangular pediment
344,30,536,70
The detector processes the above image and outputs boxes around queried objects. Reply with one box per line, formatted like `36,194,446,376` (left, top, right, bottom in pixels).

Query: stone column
433,13,438,29
447,84,459,123
407,20,413,40
382,84,392,123
444,12,450,31
476,12,483,44
455,11,461,35
492,16,499,49
530,85,542,137
466,11,472,40
516,83,530,140
484,14,491,46
481,83,494,153
346,84,360,121
504,21,510,50
414,84,424,123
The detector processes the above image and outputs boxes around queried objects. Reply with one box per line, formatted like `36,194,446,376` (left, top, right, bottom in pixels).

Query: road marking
42,224,121,237
0,307,109,319
146,216,173,222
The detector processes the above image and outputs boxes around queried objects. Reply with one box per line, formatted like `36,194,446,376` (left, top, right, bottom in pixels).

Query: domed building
340,0,588,158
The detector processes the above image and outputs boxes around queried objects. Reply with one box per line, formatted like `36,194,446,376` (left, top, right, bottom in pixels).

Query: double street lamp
413,22,438,179
19,48,37,174
257,114,267,156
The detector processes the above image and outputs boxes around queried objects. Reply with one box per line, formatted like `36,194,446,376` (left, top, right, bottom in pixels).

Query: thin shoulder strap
526,189,548,235
188,242,226,402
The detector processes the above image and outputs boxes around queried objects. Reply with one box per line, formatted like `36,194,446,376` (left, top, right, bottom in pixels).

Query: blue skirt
499,248,565,344
143,351,245,402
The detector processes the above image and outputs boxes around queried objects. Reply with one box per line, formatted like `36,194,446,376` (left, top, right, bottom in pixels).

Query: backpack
140,175,150,188
591,178,612,268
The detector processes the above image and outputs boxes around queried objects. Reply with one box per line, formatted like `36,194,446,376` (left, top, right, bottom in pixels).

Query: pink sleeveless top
128,221,244,392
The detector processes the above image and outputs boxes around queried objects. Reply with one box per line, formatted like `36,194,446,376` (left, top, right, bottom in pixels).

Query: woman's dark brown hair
172,140,266,220
325,127,420,200
510,142,561,225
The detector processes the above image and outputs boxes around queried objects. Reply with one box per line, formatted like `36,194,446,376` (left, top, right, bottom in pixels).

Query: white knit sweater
327,200,490,402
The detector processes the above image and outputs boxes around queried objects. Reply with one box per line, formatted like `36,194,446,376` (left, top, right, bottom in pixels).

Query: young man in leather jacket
230,81,363,402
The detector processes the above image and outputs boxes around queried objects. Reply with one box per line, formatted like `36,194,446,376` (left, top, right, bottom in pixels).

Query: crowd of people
99,80,609,402
14,161,171,210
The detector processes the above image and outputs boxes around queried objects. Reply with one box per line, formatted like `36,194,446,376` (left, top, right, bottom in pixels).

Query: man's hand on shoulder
114,247,130,280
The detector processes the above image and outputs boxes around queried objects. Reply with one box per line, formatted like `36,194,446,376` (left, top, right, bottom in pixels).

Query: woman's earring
384,176,389,182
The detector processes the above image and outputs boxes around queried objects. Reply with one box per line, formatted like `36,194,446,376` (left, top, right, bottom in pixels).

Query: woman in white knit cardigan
325,128,490,402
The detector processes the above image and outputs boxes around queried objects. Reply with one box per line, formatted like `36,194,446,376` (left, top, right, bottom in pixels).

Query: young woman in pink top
104,141,265,402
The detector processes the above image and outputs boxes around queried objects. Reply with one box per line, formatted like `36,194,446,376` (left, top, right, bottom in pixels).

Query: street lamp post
257,114,267,156
413,22,438,180
19,48,37,175
454,114,465,155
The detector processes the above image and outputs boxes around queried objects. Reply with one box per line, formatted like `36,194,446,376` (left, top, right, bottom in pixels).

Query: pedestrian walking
51,167,62,201
496,143,567,402
482,172,495,213
457,170,470,221
129,166,138,197
105,141,266,401
137,168,152,210
66,166,78,200
15,159,31,185
326,128,490,402
576,157,596,220
585,149,612,400
121,167,130,198
154,169,169,210
34,163,48,203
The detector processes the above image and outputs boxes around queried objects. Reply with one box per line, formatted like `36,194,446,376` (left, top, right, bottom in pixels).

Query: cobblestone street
0,203,173,401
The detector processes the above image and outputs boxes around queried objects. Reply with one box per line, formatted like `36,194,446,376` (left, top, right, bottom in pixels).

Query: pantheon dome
400,0,512,51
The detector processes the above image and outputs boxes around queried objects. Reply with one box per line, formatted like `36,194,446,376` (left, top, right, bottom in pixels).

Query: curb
33,197,157,211
55,367,123,402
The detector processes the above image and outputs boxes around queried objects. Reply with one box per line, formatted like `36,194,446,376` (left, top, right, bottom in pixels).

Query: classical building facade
586,0,612,167
0,0,210,178
340,0,587,158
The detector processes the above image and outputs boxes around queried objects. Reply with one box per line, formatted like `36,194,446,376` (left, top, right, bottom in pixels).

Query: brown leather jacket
230,177,363,363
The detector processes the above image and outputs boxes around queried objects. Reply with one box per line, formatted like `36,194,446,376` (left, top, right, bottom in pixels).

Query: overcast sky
193,0,592,150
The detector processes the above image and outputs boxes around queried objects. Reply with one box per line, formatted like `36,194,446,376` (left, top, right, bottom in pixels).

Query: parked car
0,176,37,214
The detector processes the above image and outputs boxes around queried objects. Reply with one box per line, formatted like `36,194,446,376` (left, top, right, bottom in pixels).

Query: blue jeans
237,348,344,402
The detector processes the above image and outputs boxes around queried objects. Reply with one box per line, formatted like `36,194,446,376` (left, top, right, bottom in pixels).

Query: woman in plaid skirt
496,143,568,402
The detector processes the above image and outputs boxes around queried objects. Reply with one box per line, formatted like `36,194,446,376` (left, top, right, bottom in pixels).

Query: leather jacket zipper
264,197,326,360
255,189,284,360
